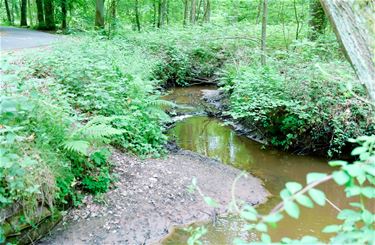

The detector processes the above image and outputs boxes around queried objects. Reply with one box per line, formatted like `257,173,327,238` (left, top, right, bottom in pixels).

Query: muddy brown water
162,86,349,244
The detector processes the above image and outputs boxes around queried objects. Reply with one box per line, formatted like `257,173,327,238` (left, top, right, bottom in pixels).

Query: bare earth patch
39,149,268,245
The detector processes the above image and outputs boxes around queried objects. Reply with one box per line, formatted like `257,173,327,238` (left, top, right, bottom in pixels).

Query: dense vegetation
1,0,374,244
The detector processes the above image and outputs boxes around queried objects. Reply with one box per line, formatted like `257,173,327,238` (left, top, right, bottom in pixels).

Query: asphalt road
0,26,58,50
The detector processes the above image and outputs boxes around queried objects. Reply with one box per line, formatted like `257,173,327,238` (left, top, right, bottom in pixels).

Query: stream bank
39,150,267,245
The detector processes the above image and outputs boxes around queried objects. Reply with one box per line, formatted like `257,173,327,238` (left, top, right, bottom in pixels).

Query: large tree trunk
309,0,327,40
4,0,12,23
203,0,210,22
134,0,141,31
95,0,105,28
183,0,189,26
20,0,27,26
27,0,33,26
36,0,45,27
190,0,196,24
320,0,375,101
157,0,161,27
44,0,55,30
61,0,67,29
260,0,267,66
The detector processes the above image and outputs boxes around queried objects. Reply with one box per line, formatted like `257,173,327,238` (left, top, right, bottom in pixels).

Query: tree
4,0,12,24
190,0,196,24
20,0,27,26
95,0,105,28
36,0,45,28
260,0,267,65
203,0,210,22
135,0,141,31
320,0,375,101
183,0,189,26
44,0,55,30
28,0,33,26
61,0,67,29
309,0,327,40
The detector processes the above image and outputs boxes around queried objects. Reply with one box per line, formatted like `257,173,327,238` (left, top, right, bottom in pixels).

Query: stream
161,86,348,244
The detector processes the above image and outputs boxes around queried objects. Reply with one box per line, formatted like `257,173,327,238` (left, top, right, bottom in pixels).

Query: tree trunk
61,0,67,29
4,0,12,23
95,0,105,28
203,0,210,22
320,0,375,102
190,0,196,24
135,0,141,31
157,0,161,27
28,0,33,26
255,0,262,24
160,0,166,26
36,0,45,27
20,0,27,26
153,0,157,27
293,0,300,40
195,0,203,22
183,0,189,26
44,0,55,30
260,0,267,66
309,0,327,40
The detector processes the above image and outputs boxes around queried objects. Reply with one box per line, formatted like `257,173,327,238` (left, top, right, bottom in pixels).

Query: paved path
0,26,58,50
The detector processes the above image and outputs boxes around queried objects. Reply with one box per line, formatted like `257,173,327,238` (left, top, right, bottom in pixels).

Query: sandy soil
39,149,268,245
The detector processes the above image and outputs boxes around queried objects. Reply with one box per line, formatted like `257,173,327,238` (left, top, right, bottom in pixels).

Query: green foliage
28,36,169,156
190,135,375,244
221,45,374,156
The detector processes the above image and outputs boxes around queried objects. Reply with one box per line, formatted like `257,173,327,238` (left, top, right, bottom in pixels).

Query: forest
0,0,374,244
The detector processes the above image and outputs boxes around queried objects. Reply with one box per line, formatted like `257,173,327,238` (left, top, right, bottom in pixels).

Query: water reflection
166,115,347,243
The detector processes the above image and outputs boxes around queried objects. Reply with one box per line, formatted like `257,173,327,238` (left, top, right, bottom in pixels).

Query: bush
220,46,374,156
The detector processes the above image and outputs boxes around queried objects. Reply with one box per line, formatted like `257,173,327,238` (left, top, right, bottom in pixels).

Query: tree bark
28,0,33,26
135,0,141,31
255,0,262,24
95,0,105,28
320,0,375,101
61,0,67,29
203,0,210,22
157,0,161,27
20,0,27,26
36,0,45,27
261,0,267,66
4,0,12,23
309,0,327,40
183,0,189,26
190,0,196,24
44,0,55,30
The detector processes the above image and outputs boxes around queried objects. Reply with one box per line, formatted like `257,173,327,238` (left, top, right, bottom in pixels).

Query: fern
63,140,90,155
82,124,124,139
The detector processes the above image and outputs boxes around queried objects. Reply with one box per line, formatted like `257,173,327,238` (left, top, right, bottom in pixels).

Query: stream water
161,86,349,244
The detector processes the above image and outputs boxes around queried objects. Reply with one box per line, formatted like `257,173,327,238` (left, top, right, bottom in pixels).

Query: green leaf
255,223,268,232
322,225,340,233
361,187,375,198
261,233,271,243
203,197,219,208
280,189,291,200
284,200,300,219
285,182,302,194
308,188,326,206
263,213,283,223
333,171,350,185
362,209,373,225
63,140,90,155
344,165,363,177
351,146,367,156
296,194,314,208
306,172,327,184
328,160,347,167
240,210,257,221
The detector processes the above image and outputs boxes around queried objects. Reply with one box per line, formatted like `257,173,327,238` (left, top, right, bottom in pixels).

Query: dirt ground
39,149,268,245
